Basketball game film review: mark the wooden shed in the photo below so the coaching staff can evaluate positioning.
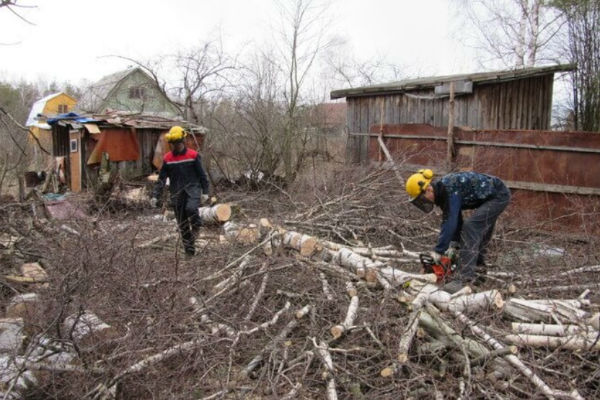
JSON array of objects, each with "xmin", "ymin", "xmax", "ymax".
[
  {"xmin": 331, "ymin": 64, "xmax": 574, "ymax": 163},
  {"xmin": 47, "ymin": 112, "xmax": 205, "ymax": 193}
]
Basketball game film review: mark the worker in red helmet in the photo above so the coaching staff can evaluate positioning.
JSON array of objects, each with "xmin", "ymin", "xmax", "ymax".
[
  {"xmin": 151, "ymin": 126, "xmax": 209, "ymax": 256},
  {"xmin": 406, "ymin": 169, "xmax": 510, "ymax": 293}
]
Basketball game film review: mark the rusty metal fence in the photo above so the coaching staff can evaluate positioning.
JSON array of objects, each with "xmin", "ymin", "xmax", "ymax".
[{"xmin": 356, "ymin": 123, "xmax": 600, "ymax": 235}]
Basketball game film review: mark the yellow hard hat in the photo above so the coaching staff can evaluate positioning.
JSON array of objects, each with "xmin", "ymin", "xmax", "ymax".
[
  {"xmin": 165, "ymin": 126, "xmax": 187, "ymax": 143},
  {"xmin": 405, "ymin": 169, "xmax": 434, "ymax": 199}
]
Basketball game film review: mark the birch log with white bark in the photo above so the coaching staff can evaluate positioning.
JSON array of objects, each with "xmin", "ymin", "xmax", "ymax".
[
  {"xmin": 331, "ymin": 282, "xmax": 359, "ymax": 339},
  {"xmin": 451, "ymin": 309, "xmax": 585, "ymax": 400},
  {"xmin": 63, "ymin": 311, "xmax": 117, "ymax": 348},
  {"xmin": 6, "ymin": 293, "xmax": 40, "ymax": 319},
  {"xmin": 511, "ymin": 322, "xmax": 597, "ymax": 336},
  {"xmin": 198, "ymin": 203, "xmax": 232, "ymax": 224},
  {"xmin": 223, "ymin": 221, "xmax": 260, "ymax": 244},
  {"xmin": 504, "ymin": 298, "xmax": 589, "ymax": 323},
  {"xmin": 312, "ymin": 338, "xmax": 338, "ymax": 400},
  {"xmin": 281, "ymin": 230, "xmax": 318, "ymax": 257},
  {"xmin": 378, "ymin": 267, "xmax": 437, "ymax": 285},
  {"xmin": 505, "ymin": 333, "xmax": 600, "ymax": 351}
]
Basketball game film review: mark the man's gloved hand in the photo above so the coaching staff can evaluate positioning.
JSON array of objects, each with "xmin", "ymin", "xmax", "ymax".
[
  {"xmin": 430, "ymin": 251, "xmax": 442, "ymax": 264},
  {"xmin": 201, "ymin": 194, "xmax": 209, "ymax": 204},
  {"xmin": 446, "ymin": 242, "xmax": 460, "ymax": 259},
  {"xmin": 150, "ymin": 197, "xmax": 158, "ymax": 208}
]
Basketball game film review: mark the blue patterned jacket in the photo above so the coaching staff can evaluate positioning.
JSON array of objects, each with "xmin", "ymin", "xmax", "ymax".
[{"xmin": 432, "ymin": 172, "xmax": 501, "ymax": 253}]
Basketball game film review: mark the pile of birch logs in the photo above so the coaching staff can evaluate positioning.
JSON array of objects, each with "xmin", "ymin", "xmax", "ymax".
[{"xmin": 208, "ymin": 217, "xmax": 598, "ymax": 400}]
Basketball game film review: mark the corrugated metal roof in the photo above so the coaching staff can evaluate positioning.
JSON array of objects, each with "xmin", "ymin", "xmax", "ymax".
[
  {"xmin": 47, "ymin": 111, "xmax": 203, "ymax": 132},
  {"xmin": 330, "ymin": 64, "xmax": 575, "ymax": 99}
]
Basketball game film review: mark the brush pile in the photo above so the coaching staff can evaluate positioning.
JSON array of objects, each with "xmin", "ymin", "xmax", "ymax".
[{"xmin": 0, "ymin": 168, "xmax": 599, "ymax": 399}]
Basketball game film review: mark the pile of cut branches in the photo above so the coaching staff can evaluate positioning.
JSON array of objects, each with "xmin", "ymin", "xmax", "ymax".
[{"xmin": 0, "ymin": 168, "xmax": 599, "ymax": 399}]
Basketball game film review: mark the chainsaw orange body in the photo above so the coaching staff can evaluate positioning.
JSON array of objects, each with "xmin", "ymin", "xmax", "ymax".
[{"xmin": 420, "ymin": 253, "xmax": 457, "ymax": 283}]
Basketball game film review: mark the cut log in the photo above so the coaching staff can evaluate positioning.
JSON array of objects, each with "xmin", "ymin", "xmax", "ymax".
[
  {"xmin": 198, "ymin": 203, "xmax": 232, "ymax": 224},
  {"xmin": 504, "ymin": 298, "xmax": 589, "ymax": 323},
  {"xmin": 20, "ymin": 262, "xmax": 49, "ymax": 287},
  {"xmin": 281, "ymin": 230, "xmax": 318, "ymax": 257},
  {"xmin": 378, "ymin": 267, "xmax": 437, "ymax": 285},
  {"xmin": 223, "ymin": 221, "xmax": 260, "ymax": 244},
  {"xmin": 407, "ymin": 283, "xmax": 504, "ymax": 314},
  {"xmin": 0, "ymin": 355, "xmax": 37, "ymax": 396},
  {"xmin": 63, "ymin": 311, "xmax": 118, "ymax": 349},
  {"xmin": 511, "ymin": 322, "xmax": 596, "ymax": 336},
  {"xmin": 332, "ymin": 248, "xmax": 370, "ymax": 278},
  {"xmin": 505, "ymin": 333, "xmax": 600, "ymax": 351},
  {"xmin": 0, "ymin": 318, "xmax": 25, "ymax": 353},
  {"xmin": 397, "ymin": 309, "xmax": 422, "ymax": 364},
  {"xmin": 6, "ymin": 293, "xmax": 40, "ymax": 320},
  {"xmin": 330, "ymin": 282, "xmax": 359, "ymax": 339},
  {"xmin": 440, "ymin": 290, "xmax": 504, "ymax": 313}
]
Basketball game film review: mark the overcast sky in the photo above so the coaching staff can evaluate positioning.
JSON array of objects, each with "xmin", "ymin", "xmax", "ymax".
[{"xmin": 0, "ymin": 0, "xmax": 477, "ymax": 87}]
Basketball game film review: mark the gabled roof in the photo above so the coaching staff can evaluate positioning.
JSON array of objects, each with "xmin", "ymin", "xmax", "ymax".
[
  {"xmin": 77, "ymin": 67, "xmax": 155, "ymax": 113},
  {"xmin": 330, "ymin": 64, "xmax": 575, "ymax": 99},
  {"xmin": 26, "ymin": 92, "xmax": 76, "ymax": 128}
]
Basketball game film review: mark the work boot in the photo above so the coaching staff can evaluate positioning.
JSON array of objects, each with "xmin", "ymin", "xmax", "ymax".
[{"xmin": 184, "ymin": 246, "xmax": 196, "ymax": 257}]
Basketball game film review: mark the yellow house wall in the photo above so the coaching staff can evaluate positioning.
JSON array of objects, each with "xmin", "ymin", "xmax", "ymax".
[
  {"xmin": 28, "ymin": 93, "xmax": 77, "ymax": 170},
  {"xmin": 43, "ymin": 93, "xmax": 77, "ymax": 116}
]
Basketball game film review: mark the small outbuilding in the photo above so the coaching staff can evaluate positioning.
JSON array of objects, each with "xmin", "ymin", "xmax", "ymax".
[
  {"xmin": 46, "ymin": 112, "xmax": 205, "ymax": 193},
  {"xmin": 331, "ymin": 64, "xmax": 574, "ymax": 163},
  {"xmin": 25, "ymin": 92, "xmax": 77, "ymax": 169}
]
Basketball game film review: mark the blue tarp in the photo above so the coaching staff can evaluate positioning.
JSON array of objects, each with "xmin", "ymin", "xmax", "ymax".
[{"xmin": 46, "ymin": 112, "xmax": 97, "ymax": 125}]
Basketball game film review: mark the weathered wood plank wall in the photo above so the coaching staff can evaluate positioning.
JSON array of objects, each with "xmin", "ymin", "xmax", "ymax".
[{"xmin": 346, "ymin": 75, "xmax": 554, "ymax": 163}]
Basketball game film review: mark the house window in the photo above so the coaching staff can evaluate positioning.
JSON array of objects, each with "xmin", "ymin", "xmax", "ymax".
[
  {"xmin": 70, "ymin": 138, "xmax": 78, "ymax": 153},
  {"xmin": 57, "ymin": 104, "xmax": 68, "ymax": 113},
  {"xmin": 129, "ymin": 87, "xmax": 146, "ymax": 99}
]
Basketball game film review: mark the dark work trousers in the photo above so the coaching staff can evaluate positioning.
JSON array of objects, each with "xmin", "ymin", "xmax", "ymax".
[
  {"xmin": 173, "ymin": 192, "xmax": 202, "ymax": 254},
  {"xmin": 458, "ymin": 181, "xmax": 511, "ymax": 280}
]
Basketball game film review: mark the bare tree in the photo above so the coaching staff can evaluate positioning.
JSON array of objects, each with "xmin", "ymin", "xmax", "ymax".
[
  {"xmin": 111, "ymin": 39, "xmax": 236, "ymax": 124},
  {"xmin": 0, "ymin": 0, "xmax": 36, "ymax": 25},
  {"xmin": 552, "ymin": 0, "xmax": 600, "ymax": 131},
  {"xmin": 324, "ymin": 42, "xmax": 407, "ymax": 88},
  {"xmin": 172, "ymin": 40, "xmax": 237, "ymax": 124},
  {"xmin": 452, "ymin": 0, "xmax": 564, "ymax": 68},
  {"xmin": 275, "ymin": 0, "xmax": 337, "ymax": 183}
]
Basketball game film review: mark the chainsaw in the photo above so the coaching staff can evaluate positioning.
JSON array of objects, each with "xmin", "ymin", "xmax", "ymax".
[{"xmin": 419, "ymin": 251, "xmax": 458, "ymax": 283}]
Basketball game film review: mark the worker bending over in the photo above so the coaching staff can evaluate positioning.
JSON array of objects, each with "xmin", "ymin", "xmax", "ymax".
[
  {"xmin": 151, "ymin": 126, "xmax": 209, "ymax": 256},
  {"xmin": 406, "ymin": 169, "xmax": 510, "ymax": 293}
]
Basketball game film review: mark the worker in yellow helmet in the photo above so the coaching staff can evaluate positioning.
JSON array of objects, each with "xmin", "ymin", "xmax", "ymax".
[
  {"xmin": 406, "ymin": 169, "xmax": 510, "ymax": 293},
  {"xmin": 151, "ymin": 126, "xmax": 209, "ymax": 256}
]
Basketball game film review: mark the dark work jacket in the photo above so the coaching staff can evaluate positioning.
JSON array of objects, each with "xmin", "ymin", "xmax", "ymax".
[
  {"xmin": 152, "ymin": 148, "xmax": 209, "ymax": 203},
  {"xmin": 432, "ymin": 172, "xmax": 502, "ymax": 253}
]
